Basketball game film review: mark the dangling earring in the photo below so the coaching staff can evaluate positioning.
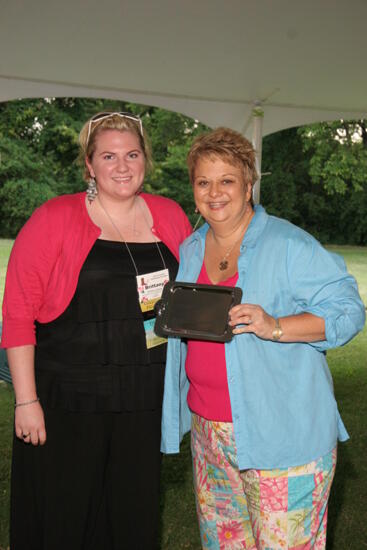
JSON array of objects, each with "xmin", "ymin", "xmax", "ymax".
[
  {"xmin": 194, "ymin": 207, "xmax": 199, "ymax": 214},
  {"xmin": 86, "ymin": 177, "xmax": 98, "ymax": 203}
]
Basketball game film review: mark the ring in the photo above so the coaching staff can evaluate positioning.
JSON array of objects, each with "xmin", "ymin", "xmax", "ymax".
[{"xmin": 22, "ymin": 434, "xmax": 30, "ymax": 439}]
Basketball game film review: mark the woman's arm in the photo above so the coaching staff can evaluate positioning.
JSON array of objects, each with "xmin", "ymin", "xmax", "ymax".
[
  {"xmin": 1, "ymin": 200, "xmax": 60, "ymax": 348},
  {"xmin": 230, "ymin": 230, "xmax": 365, "ymax": 347},
  {"xmin": 229, "ymin": 305, "xmax": 325, "ymax": 342},
  {"xmin": 7, "ymin": 345, "xmax": 46, "ymax": 445}
]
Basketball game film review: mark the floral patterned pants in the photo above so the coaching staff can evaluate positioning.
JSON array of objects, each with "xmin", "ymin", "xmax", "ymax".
[{"xmin": 191, "ymin": 414, "xmax": 337, "ymax": 550}]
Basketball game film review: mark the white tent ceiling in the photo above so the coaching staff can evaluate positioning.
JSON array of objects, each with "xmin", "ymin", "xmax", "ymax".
[{"xmin": 1, "ymin": 0, "xmax": 366, "ymax": 139}]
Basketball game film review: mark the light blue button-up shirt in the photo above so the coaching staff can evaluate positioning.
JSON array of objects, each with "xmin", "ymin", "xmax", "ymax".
[{"xmin": 161, "ymin": 206, "xmax": 365, "ymax": 470}]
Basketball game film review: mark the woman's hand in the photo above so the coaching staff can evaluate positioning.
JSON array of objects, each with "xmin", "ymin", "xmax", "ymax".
[
  {"xmin": 229, "ymin": 303, "xmax": 275, "ymax": 339},
  {"xmin": 7, "ymin": 345, "xmax": 46, "ymax": 445},
  {"xmin": 229, "ymin": 306, "xmax": 326, "ymax": 342},
  {"xmin": 15, "ymin": 401, "xmax": 47, "ymax": 446}
]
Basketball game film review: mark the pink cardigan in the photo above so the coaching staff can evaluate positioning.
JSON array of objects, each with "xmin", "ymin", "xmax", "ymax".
[{"xmin": 1, "ymin": 192, "xmax": 192, "ymax": 348}]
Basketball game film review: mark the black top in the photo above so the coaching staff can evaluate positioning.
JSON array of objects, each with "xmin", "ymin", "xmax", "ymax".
[{"xmin": 35, "ymin": 240, "xmax": 178, "ymax": 412}]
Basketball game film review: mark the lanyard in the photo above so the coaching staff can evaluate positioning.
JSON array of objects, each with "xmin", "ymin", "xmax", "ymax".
[{"xmin": 97, "ymin": 196, "xmax": 167, "ymax": 275}]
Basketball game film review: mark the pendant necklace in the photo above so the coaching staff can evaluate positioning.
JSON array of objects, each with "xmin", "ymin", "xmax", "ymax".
[
  {"xmin": 216, "ymin": 210, "xmax": 254, "ymax": 271},
  {"xmin": 218, "ymin": 234, "xmax": 243, "ymax": 271}
]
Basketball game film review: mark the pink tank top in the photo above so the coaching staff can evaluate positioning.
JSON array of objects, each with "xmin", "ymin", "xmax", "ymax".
[{"xmin": 185, "ymin": 262, "xmax": 238, "ymax": 422}]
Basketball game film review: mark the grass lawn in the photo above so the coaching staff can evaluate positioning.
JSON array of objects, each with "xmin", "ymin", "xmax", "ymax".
[
  {"xmin": 326, "ymin": 245, "xmax": 367, "ymax": 305},
  {"xmin": 0, "ymin": 240, "xmax": 12, "ymax": 323},
  {"xmin": 0, "ymin": 240, "xmax": 366, "ymax": 549}
]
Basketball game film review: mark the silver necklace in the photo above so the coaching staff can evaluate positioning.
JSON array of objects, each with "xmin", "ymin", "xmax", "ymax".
[
  {"xmin": 98, "ymin": 197, "xmax": 139, "ymax": 275},
  {"xmin": 137, "ymin": 199, "xmax": 167, "ymax": 269},
  {"xmin": 97, "ymin": 197, "xmax": 166, "ymax": 274}
]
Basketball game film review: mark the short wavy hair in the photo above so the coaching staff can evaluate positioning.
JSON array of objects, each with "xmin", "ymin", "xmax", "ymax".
[
  {"xmin": 187, "ymin": 127, "xmax": 258, "ymax": 190},
  {"xmin": 79, "ymin": 111, "xmax": 153, "ymax": 182}
]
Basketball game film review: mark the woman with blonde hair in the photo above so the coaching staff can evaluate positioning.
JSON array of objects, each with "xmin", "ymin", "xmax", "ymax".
[
  {"xmin": 2, "ymin": 111, "xmax": 191, "ymax": 549},
  {"xmin": 161, "ymin": 127, "xmax": 365, "ymax": 549}
]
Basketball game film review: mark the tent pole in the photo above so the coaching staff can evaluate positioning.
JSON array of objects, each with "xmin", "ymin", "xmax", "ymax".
[{"xmin": 251, "ymin": 105, "xmax": 264, "ymax": 204}]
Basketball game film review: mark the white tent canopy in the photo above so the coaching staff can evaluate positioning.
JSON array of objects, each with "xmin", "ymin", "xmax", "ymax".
[
  {"xmin": 1, "ymin": 0, "xmax": 366, "ymax": 199},
  {"xmin": 1, "ymin": 0, "xmax": 366, "ymax": 134}
]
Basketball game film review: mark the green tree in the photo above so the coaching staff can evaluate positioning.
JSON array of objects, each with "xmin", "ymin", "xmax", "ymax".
[
  {"xmin": 0, "ymin": 133, "xmax": 56, "ymax": 236},
  {"xmin": 261, "ymin": 128, "xmax": 310, "ymax": 227},
  {"xmin": 126, "ymin": 104, "xmax": 208, "ymax": 222},
  {"xmin": 298, "ymin": 119, "xmax": 367, "ymax": 194},
  {"xmin": 0, "ymin": 179, "xmax": 55, "ymax": 237},
  {"xmin": 0, "ymin": 98, "xmax": 209, "ymax": 235},
  {"xmin": 2, "ymin": 98, "xmax": 364, "ymax": 243},
  {"xmin": 261, "ymin": 124, "xmax": 367, "ymax": 245}
]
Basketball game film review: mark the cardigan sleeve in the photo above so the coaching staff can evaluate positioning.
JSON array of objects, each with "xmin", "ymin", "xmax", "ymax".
[
  {"xmin": 286, "ymin": 233, "xmax": 365, "ymax": 351},
  {"xmin": 1, "ymin": 202, "xmax": 61, "ymax": 348}
]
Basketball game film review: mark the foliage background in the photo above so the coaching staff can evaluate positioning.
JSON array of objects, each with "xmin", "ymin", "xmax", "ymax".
[
  {"xmin": 261, "ymin": 123, "xmax": 367, "ymax": 245},
  {"xmin": 0, "ymin": 98, "xmax": 366, "ymax": 243},
  {"xmin": 0, "ymin": 98, "xmax": 207, "ymax": 236}
]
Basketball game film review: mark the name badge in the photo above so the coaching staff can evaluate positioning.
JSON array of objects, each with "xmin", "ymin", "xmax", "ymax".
[
  {"xmin": 136, "ymin": 268, "xmax": 169, "ymax": 313},
  {"xmin": 137, "ymin": 268, "xmax": 169, "ymax": 349}
]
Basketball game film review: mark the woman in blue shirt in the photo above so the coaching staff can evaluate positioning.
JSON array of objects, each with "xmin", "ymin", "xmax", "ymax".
[{"xmin": 161, "ymin": 127, "xmax": 365, "ymax": 549}]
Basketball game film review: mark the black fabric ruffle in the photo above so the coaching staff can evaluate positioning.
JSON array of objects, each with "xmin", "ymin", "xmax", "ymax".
[
  {"xmin": 35, "ymin": 360, "xmax": 166, "ymax": 412},
  {"xmin": 35, "ymin": 240, "xmax": 178, "ymax": 412}
]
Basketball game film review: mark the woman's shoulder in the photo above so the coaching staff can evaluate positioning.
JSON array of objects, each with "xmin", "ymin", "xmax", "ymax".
[
  {"xmin": 262, "ymin": 210, "xmax": 343, "ymax": 270},
  {"xmin": 16, "ymin": 193, "xmax": 85, "ymax": 241},
  {"xmin": 30, "ymin": 192, "xmax": 85, "ymax": 225},
  {"xmin": 38, "ymin": 192, "xmax": 84, "ymax": 214},
  {"xmin": 265, "ymin": 211, "xmax": 318, "ymax": 246}
]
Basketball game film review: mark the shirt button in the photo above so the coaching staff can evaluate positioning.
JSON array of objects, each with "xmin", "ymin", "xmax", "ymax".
[
  {"xmin": 234, "ymin": 415, "xmax": 239, "ymax": 420},
  {"xmin": 229, "ymin": 377, "xmax": 234, "ymax": 383}
]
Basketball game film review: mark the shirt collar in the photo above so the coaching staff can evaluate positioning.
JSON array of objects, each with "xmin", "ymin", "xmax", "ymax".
[
  {"xmin": 190, "ymin": 205, "xmax": 268, "ymax": 249},
  {"xmin": 240, "ymin": 204, "xmax": 268, "ymax": 249}
]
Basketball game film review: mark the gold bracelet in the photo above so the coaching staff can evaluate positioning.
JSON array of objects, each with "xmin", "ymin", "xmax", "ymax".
[
  {"xmin": 14, "ymin": 397, "xmax": 40, "ymax": 408},
  {"xmin": 272, "ymin": 318, "xmax": 283, "ymax": 341}
]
